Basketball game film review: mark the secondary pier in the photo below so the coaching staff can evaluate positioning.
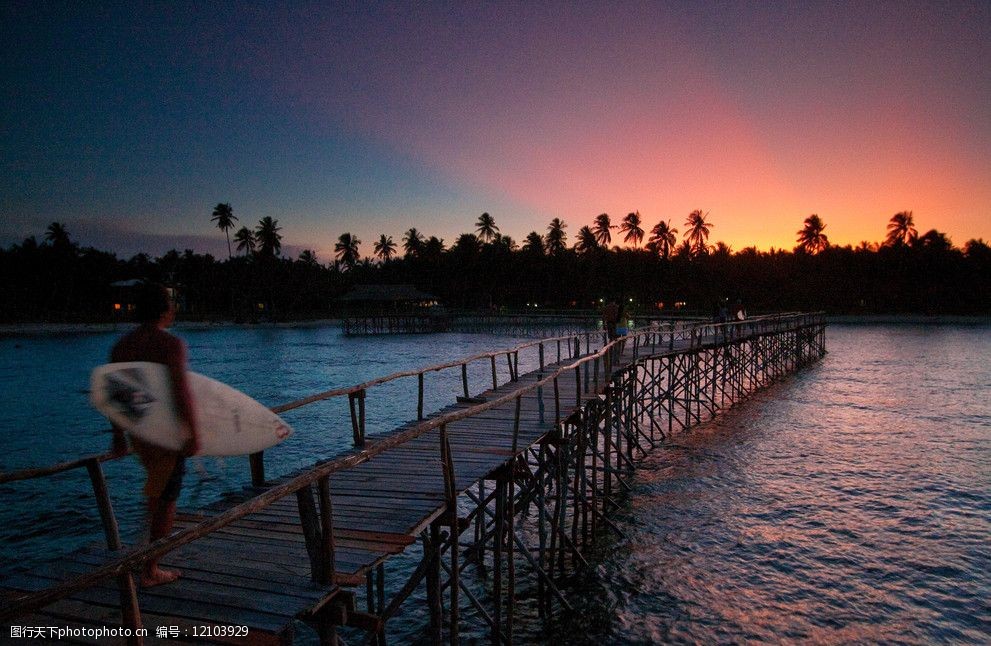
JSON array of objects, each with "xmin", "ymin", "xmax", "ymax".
[{"xmin": 1, "ymin": 313, "xmax": 826, "ymax": 644}]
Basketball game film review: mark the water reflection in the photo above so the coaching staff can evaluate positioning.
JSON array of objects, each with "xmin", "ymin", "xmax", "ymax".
[{"xmin": 550, "ymin": 325, "xmax": 990, "ymax": 644}]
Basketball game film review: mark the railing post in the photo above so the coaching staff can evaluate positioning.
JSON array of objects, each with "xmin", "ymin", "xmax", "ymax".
[
  {"xmin": 85, "ymin": 458, "xmax": 142, "ymax": 643},
  {"xmin": 462, "ymin": 363, "xmax": 470, "ymax": 399},
  {"xmin": 491, "ymin": 355, "xmax": 498, "ymax": 390},
  {"xmin": 317, "ymin": 475, "xmax": 336, "ymax": 585},
  {"xmin": 348, "ymin": 390, "xmax": 366, "ymax": 447},
  {"xmin": 296, "ymin": 484, "xmax": 323, "ymax": 582},
  {"xmin": 418, "ymin": 372, "xmax": 425, "ymax": 421},
  {"xmin": 512, "ymin": 395, "xmax": 522, "ymax": 455},
  {"xmin": 249, "ymin": 451, "xmax": 265, "ymax": 487},
  {"xmin": 439, "ymin": 424, "xmax": 459, "ymax": 645}
]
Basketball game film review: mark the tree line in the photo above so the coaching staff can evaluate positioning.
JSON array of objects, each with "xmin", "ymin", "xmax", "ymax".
[{"xmin": 1, "ymin": 206, "xmax": 988, "ymax": 323}]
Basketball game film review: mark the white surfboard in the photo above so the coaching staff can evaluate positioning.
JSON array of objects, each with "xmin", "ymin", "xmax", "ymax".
[{"xmin": 89, "ymin": 362, "xmax": 292, "ymax": 457}]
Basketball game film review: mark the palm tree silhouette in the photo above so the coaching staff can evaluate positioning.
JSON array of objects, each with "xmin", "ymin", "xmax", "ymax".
[
  {"xmin": 493, "ymin": 233, "xmax": 517, "ymax": 251},
  {"xmin": 885, "ymin": 211, "xmax": 918, "ymax": 246},
  {"xmin": 648, "ymin": 219, "xmax": 678, "ymax": 259},
  {"xmin": 255, "ymin": 217, "xmax": 282, "ymax": 258},
  {"xmin": 335, "ymin": 233, "xmax": 361, "ymax": 270},
  {"xmin": 475, "ymin": 212, "xmax": 499, "ymax": 243},
  {"xmin": 523, "ymin": 231, "xmax": 545, "ymax": 255},
  {"xmin": 454, "ymin": 233, "xmax": 481, "ymax": 255},
  {"xmin": 592, "ymin": 213, "xmax": 613, "ymax": 246},
  {"xmin": 233, "ymin": 226, "xmax": 256, "ymax": 256},
  {"xmin": 211, "ymin": 203, "xmax": 238, "ymax": 259},
  {"xmin": 797, "ymin": 214, "xmax": 829, "ymax": 254},
  {"xmin": 45, "ymin": 222, "xmax": 72, "ymax": 250},
  {"xmin": 374, "ymin": 234, "xmax": 397, "ymax": 262},
  {"xmin": 298, "ymin": 249, "xmax": 319, "ymax": 266},
  {"xmin": 619, "ymin": 211, "xmax": 645, "ymax": 248},
  {"xmin": 575, "ymin": 226, "xmax": 600, "ymax": 254},
  {"xmin": 684, "ymin": 210, "xmax": 713, "ymax": 256},
  {"xmin": 545, "ymin": 218, "xmax": 568, "ymax": 255},
  {"xmin": 403, "ymin": 228, "xmax": 425, "ymax": 258}
]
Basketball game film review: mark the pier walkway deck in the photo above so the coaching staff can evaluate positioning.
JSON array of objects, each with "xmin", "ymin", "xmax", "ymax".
[{"xmin": 1, "ymin": 314, "xmax": 826, "ymax": 644}]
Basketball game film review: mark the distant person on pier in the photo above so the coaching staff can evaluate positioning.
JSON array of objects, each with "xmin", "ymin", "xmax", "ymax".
[
  {"xmin": 109, "ymin": 283, "xmax": 200, "ymax": 587},
  {"xmin": 713, "ymin": 299, "xmax": 729, "ymax": 324},
  {"xmin": 602, "ymin": 299, "xmax": 620, "ymax": 340},
  {"xmin": 733, "ymin": 299, "xmax": 747, "ymax": 327}
]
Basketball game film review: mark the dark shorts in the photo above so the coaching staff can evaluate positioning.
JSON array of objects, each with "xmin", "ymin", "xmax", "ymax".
[{"xmin": 131, "ymin": 437, "xmax": 186, "ymax": 502}]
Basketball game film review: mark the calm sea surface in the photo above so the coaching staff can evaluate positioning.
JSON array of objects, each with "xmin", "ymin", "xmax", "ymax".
[{"xmin": 1, "ymin": 324, "xmax": 989, "ymax": 644}]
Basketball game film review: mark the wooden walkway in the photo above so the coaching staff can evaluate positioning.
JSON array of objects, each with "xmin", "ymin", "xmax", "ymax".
[
  {"xmin": 1, "ymin": 315, "xmax": 826, "ymax": 644},
  {"xmin": 3, "ymin": 337, "xmax": 626, "ymax": 643}
]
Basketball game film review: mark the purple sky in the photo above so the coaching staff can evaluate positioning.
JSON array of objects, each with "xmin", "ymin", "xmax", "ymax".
[{"xmin": 2, "ymin": 2, "xmax": 988, "ymax": 260}]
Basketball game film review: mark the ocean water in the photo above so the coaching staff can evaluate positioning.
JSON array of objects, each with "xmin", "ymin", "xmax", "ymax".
[
  {"xmin": 540, "ymin": 325, "xmax": 990, "ymax": 645},
  {"xmin": 0, "ymin": 324, "xmax": 539, "ymax": 572},
  {"xmin": 2, "ymin": 324, "xmax": 989, "ymax": 644}
]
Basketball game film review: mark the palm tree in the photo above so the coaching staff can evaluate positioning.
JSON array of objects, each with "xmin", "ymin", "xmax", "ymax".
[
  {"xmin": 233, "ymin": 226, "xmax": 256, "ymax": 255},
  {"xmin": 334, "ymin": 233, "xmax": 361, "ymax": 270},
  {"xmin": 403, "ymin": 228, "xmax": 425, "ymax": 258},
  {"xmin": 545, "ymin": 218, "xmax": 568, "ymax": 255},
  {"xmin": 885, "ymin": 210, "xmax": 917, "ymax": 246},
  {"xmin": 575, "ymin": 226, "xmax": 600, "ymax": 255},
  {"xmin": 523, "ymin": 231, "xmax": 545, "ymax": 255},
  {"xmin": 422, "ymin": 236, "xmax": 446, "ymax": 261},
  {"xmin": 648, "ymin": 219, "xmax": 678, "ymax": 259},
  {"xmin": 255, "ymin": 216, "xmax": 282, "ymax": 258},
  {"xmin": 619, "ymin": 211, "xmax": 645, "ymax": 248},
  {"xmin": 796, "ymin": 214, "xmax": 829, "ymax": 254},
  {"xmin": 475, "ymin": 212, "xmax": 499, "ymax": 243},
  {"xmin": 592, "ymin": 213, "xmax": 613, "ymax": 246},
  {"xmin": 915, "ymin": 229, "xmax": 952, "ymax": 251},
  {"xmin": 454, "ymin": 233, "xmax": 481, "ymax": 255},
  {"xmin": 374, "ymin": 234, "xmax": 397, "ymax": 262},
  {"xmin": 211, "ymin": 203, "xmax": 238, "ymax": 259},
  {"xmin": 684, "ymin": 210, "xmax": 713, "ymax": 256},
  {"xmin": 493, "ymin": 233, "xmax": 518, "ymax": 251},
  {"xmin": 44, "ymin": 222, "xmax": 71, "ymax": 250},
  {"xmin": 298, "ymin": 249, "xmax": 319, "ymax": 266}
]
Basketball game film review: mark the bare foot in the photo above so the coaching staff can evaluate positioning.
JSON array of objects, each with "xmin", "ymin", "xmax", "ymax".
[{"xmin": 141, "ymin": 567, "xmax": 181, "ymax": 587}]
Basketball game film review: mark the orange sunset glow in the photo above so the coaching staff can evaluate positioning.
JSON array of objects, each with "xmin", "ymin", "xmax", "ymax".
[{"xmin": 2, "ymin": 2, "xmax": 988, "ymax": 258}]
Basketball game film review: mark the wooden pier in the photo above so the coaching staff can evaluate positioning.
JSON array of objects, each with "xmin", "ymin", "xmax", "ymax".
[
  {"xmin": 1, "ymin": 313, "xmax": 826, "ymax": 644},
  {"xmin": 343, "ymin": 311, "xmax": 602, "ymax": 337}
]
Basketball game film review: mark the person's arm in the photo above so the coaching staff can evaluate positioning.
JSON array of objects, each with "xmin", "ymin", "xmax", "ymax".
[{"xmin": 167, "ymin": 338, "xmax": 200, "ymax": 455}]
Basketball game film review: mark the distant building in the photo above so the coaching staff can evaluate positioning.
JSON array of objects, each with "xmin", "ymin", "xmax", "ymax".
[
  {"xmin": 337, "ymin": 284, "xmax": 445, "ymax": 335},
  {"xmin": 110, "ymin": 280, "xmax": 183, "ymax": 319},
  {"xmin": 337, "ymin": 284, "xmax": 440, "ymax": 314}
]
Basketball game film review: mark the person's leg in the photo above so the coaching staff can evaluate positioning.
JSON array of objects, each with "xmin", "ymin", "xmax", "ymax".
[
  {"xmin": 142, "ymin": 497, "xmax": 180, "ymax": 586},
  {"xmin": 134, "ymin": 442, "xmax": 185, "ymax": 586}
]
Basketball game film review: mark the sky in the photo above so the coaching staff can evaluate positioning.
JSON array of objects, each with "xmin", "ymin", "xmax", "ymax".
[{"xmin": 2, "ymin": 1, "xmax": 989, "ymax": 261}]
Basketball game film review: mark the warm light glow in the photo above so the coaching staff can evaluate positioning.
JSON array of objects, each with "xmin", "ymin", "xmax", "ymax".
[{"xmin": 0, "ymin": 4, "xmax": 987, "ymax": 257}]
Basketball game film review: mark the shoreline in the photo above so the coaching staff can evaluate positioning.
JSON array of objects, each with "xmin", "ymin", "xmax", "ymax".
[
  {"xmin": 1, "ymin": 314, "xmax": 989, "ymax": 337},
  {"xmin": 825, "ymin": 314, "xmax": 991, "ymax": 325},
  {"xmin": 0, "ymin": 318, "xmax": 344, "ymax": 337}
]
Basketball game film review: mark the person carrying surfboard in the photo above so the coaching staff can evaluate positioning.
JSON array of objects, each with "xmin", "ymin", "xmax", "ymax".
[{"xmin": 108, "ymin": 283, "xmax": 200, "ymax": 587}]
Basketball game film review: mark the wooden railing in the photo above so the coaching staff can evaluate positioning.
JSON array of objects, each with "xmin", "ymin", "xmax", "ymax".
[{"xmin": 0, "ymin": 313, "xmax": 824, "ymax": 635}]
